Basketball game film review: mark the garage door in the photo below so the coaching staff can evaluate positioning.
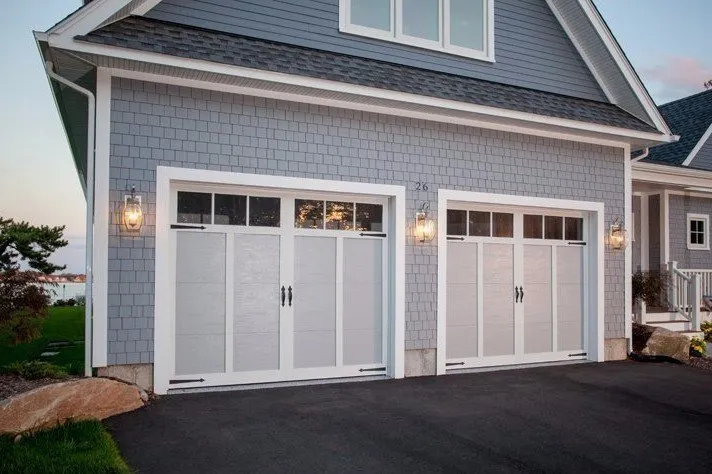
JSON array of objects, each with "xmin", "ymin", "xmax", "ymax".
[
  {"xmin": 167, "ymin": 186, "xmax": 389, "ymax": 388},
  {"xmin": 444, "ymin": 204, "xmax": 588, "ymax": 370}
]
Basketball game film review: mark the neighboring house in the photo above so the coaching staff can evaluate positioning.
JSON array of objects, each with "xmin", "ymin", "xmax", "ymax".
[
  {"xmin": 36, "ymin": 0, "xmax": 674, "ymax": 394},
  {"xmin": 632, "ymin": 89, "xmax": 712, "ymax": 333}
]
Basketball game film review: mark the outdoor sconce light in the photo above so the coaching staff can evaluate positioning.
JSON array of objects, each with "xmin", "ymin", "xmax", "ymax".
[
  {"xmin": 122, "ymin": 186, "xmax": 143, "ymax": 232},
  {"xmin": 415, "ymin": 203, "xmax": 436, "ymax": 243},
  {"xmin": 608, "ymin": 219, "xmax": 628, "ymax": 251}
]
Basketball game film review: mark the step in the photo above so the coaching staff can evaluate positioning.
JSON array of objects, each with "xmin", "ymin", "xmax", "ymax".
[
  {"xmin": 646, "ymin": 320, "xmax": 692, "ymax": 332},
  {"xmin": 642, "ymin": 311, "xmax": 690, "ymax": 323}
]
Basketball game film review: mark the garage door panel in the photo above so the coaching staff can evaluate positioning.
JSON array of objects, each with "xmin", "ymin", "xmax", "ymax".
[
  {"xmin": 175, "ymin": 334, "xmax": 225, "ymax": 375},
  {"xmin": 176, "ymin": 233, "xmax": 225, "ymax": 283},
  {"xmin": 447, "ymin": 242, "xmax": 477, "ymax": 283},
  {"xmin": 447, "ymin": 325, "xmax": 477, "ymax": 359},
  {"xmin": 557, "ymin": 246, "xmax": 584, "ymax": 352},
  {"xmin": 234, "ymin": 333, "xmax": 279, "ymax": 372},
  {"xmin": 483, "ymin": 283, "xmax": 514, "ymax": 357},
  {"xmin": 295, "ymin": 236, "xmax": 336, "ymax": 282},
  {"xmin": 483, "ymin": 244, "xmax": 514, "ymax": 284},
  {"xmin": 344, "ymin": 328, "xmax": 382, "ymax": 365},
  {"xmin": 175, "ymin": 283, "xmax": 225, "ymax": 335},
  {"xmin": 234, "ymin": 234, "xmax": 280, "ymax": 284},
  {"xmin": 447, "ymin": 284, "xmax": 477, "ymax": 327},
  {"xmin": 294, "ymin": 331, "xmax": 336, "ymax": 368},
  {"xmin": 343, "ymin": 283, "xmax": 381, "ymax": 330},
  {"xmin": 344, "ymin": 239, "xmax": 383, "ymax": 283},
  {"xmin": 523, "ymin": 245, "xmax": 552, "ymax": 354}
]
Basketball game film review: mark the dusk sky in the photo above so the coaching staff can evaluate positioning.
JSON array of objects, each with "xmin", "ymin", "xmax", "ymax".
[{"xmin": 1, "ymin": 1, "xmax": 710, "ymax": 273}]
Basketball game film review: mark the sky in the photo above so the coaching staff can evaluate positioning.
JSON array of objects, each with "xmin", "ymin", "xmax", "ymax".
[{"xmin": 0, "ymin": 0, "xmax": 710, "ymax": 273}]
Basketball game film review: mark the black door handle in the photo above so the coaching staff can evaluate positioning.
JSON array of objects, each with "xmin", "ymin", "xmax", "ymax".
[
  {"xmin": 288, "ymin": 286, "xmax": 293, "ymax": 306},
  {"xmin": 281, "ymin": 286, "xmax": 286, "ymax": 307},
  {"xmin": 519, "ymin": 286, "xmax": 524, "ymax": 303},
  {"xmin": 515, "ymin": 286, "xmax": 520, "ymax": 303}
]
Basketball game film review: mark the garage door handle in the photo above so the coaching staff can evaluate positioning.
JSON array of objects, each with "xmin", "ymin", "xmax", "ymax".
[
  {"xmin": 519, "ymin": 286, "xmax": 524, "ymax": 303},
  {"xmin": 288, "ymin": 286, "xmax": 293, "ymax": 306},
  {"xmin": 515, "ymin": 286, "xmax": 520, "ymax": 303},
  {"xmin": 281, "ymin": 286, "xmax": 286, "ymax": 307}
]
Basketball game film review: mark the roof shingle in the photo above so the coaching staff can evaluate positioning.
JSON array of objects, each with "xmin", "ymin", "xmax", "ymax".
[{"xmin": 77, "ymin": 16, "xmax": 658, "ymax": 133}]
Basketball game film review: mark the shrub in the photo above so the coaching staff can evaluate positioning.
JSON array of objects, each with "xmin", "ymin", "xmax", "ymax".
[
  {"xmin": 66, "ymin": 298, "xmax": 76, "ymax": 307},
  {"xmin": 0, "ymin": 271, "xmax": 51, "ymax": 344},
  {"xmin": 632, "ymin": 270, "xmax": 669, "ymax": 307},
  {"xmin": 702, "ymin": 321, "xmax": 712, "ymax": 343},
  {"xmin": 53, "ymin": 299, "xmax": 66, "ymax": 307},
  {"xmin": 1, "ymin": 360, "xmax": 69, "ymax": 380},
  {"xmin": 690, "ymin": 336, "xmax": 707, "ymax": 358},
  {"xmin": 75, "ymin": 295, "xmax": 86, "ymax": 306}
]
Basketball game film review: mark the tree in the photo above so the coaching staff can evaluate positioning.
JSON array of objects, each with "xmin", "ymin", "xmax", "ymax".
[
  {"xmin": 0, "ymin": 217, "xmax": 68, "ymax": 344},
  {"xmin": 0, "ymin": 218, "xmax": 68, "ymax": 274}
]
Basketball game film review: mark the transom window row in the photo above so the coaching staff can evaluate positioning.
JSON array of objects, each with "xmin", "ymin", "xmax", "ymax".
[
  {"xmin": 295, "ymin": 199, "xmax": 383, "ymax": 232},
  {"xmin": 446, "ymin": 210, "xmax": 584, "ymax": 241}
]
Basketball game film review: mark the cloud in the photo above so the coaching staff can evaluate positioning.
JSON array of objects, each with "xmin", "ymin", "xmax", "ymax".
[{"xmin": 641, "ymin": 56, "xmax": 712, "ymax": 103}]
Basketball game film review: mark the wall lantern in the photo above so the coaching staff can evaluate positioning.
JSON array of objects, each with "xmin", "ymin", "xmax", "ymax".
[
  {"xmin": 122, "ymin": 186, "xmax": 143, "ymax": 232},
  {"xmin": 415, "ymin": 203, "xmax": 436, "ymax": 243},
  {"xmin": 608, "ymin": 219, "xmax": 628, "ymax": 251}
]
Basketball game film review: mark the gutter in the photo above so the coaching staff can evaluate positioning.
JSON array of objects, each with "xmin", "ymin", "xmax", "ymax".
[
  {"xmin": 631, "ymin": 147, "xmax": 649, "ymax": 162},
  {"xmin": 44, "ymin": 60, "xmax": 95, "ymax": 378}
]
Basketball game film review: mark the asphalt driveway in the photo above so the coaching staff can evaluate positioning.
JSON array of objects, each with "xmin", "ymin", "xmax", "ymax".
[{"xmin": 106, "ymin": 361, "xmax": 712, "ymax": 473}]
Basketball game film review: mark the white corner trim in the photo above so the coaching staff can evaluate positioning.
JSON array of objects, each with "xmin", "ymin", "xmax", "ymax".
[
  {"xmin": 577, "ymin": 0, "xmax": 671, "ymax": 135},
  {"xmin": 686, "ymin": 213, "xmax": 710, "ymax": 251},
  {"xmin": 661, "ymin": 190, "xmax": 670, "ymax": 265},
  {"xmin": 91, "ymin": 68, "xmax": 111, "ymax": 367},
  {"xmin": 152, "ymin": 167, "xmax": 406, "ymax": 394},
  {"xmin": 624, "ymin": 146, "xmax": 632, "ymax": 350},
  {"xmin": 52, "ymin": 40, "xmax": 673, "ymax": 146},
  {"xmin": 640, "ymin": 194, "xmax": 649, "ymax": 271},
  {"xmin": 435, "ymin": 189, "xmax": 606, "ymax": 374},
  {"xmin": 131, "ymin": 0, "xmax": 163, "ymax": 16},
  {"xmin": 48, "ymin": 0, "xmax": 133, "ymax": 37},
  {"xmin": 681, "ymin": 123, "xmax": 712, "ymax": 167}
]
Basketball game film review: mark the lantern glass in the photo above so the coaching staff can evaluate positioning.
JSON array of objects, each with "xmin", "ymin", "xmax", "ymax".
[
  {"xmin": 123, "ymin": 195, "xmax": 143, "ymax": 231},
  {"xmin": 608, "ymin": 223, "xmax": 628, "ymax": 250},
  {"xmin": 415, "ymin": 211, "xmax": 436, "ymax": 243}
]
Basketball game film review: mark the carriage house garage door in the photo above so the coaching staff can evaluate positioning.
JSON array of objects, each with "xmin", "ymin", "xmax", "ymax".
[
  {"xmin": 436, "ymin": 191, "xmax": 606, "ymax": 375},
  {"xmin": 153, "ymin": 168, "xmax": 405, "ymax": 394}
]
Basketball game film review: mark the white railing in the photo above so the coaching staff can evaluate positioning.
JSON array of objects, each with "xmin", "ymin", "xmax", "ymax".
[
  {"xmin": 667, "ymin": 261, "xmax": 702, "ymax": 331},
  {"xmin": 677, "ymin": 268, "xmax": 712, "ymax": 299}
]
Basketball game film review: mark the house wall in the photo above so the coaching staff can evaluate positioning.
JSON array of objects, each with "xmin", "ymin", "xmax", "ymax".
[
  {"xmin": 669, "ymin": 194, "xmax": 712, "ymax": 269},
  {"xmin": 632, "ymin": 195, "xmax": 641, "ymax": 272},
  {"xmin": 144, "ymin": 0, "xmax": 606, "ymax": 102},
  {"xmin": 688, "ymin": 131, "xmax": 712, "ymax": 171},
  {"xmin": 105, "ymin": 77, "xmax": 625, "ymax": 366},
  {"xmin": 648, "ymin": 194, "xmax": 660, "ymax": 271}
]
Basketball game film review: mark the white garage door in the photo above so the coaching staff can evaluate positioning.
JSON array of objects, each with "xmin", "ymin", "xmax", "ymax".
[
  {"xmin": 168, "ymin": 186, "xmax": 390, "ymax": 388},
  {"xmin": 445, "ymin": 204, "xmax": 588, "ymax": 370}
]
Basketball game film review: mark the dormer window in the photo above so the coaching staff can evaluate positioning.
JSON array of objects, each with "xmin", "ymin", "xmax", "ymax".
[{"xmin": 339, "ymin": 0, "xmax": 494, "ymax": 62}]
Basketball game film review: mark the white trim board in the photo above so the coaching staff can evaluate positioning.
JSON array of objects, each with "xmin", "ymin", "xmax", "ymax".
[
  {"xmin": 633, "ymin": 161, "xmax": 712, "ymax": 188},
  {"xmin": 154, "ymin": 167, "xmax": 406, "ymax": 394},
  {"xmin": 436, "ymin": 189, "xmax": 606, "ymax": 376},
  {"xmin": 682, "ymin": 124, "xmax": 712, "ymax": 167},
  {"xmin": 624, "ymin": 145, "xmax": 632, "ymax": 349}
]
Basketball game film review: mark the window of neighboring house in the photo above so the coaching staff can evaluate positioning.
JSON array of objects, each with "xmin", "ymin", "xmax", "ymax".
[
  {"xmin": 339, "ymin": 0, "xmax": 494, "ymax": 62},
  {"xmin": 687, "ymin": 213, "xmax": 709, "ymax": 250}
]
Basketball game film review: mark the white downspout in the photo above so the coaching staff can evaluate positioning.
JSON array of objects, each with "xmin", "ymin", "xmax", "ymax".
[
  {"xmin": 631, "ymin": 147, "xmax": 649, "ymax": 162},
  {"xmin": 44, "ymin": 61, "xmax": 95, "ymax": 378}
]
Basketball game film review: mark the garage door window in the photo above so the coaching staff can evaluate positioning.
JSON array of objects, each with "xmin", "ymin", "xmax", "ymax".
[
  {"xmin": 448, "ymin": 210, "xmax": 513, "ymax": 237},
  {"xmin": 176, "ymin": 192, "xmax": 281, "ymax": 227},
  {"xmin": 214, "ymin": 194, "xmax": 247, "ymax": 226},
  {"xmin": 177, "ymin": 192, "xmax": 212, "ymax": 224},
  {"xmin": 249, "ymin": 197, "xmax": 281, "ymax": 227},
  {"xmin": 295, "ymin": 200, "xmax": 383, "ymax": 232}
]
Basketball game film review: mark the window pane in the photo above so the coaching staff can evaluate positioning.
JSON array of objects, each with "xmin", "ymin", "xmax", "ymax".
[
  {"xmin": 326, "ymin": 201, "xmax": 354, "ymax": 230},
  {"xmin": 403, "ymin": 0, "xmax": 439, "ymax": 41},
  {"xmin": 355, "ymin": 203, "xmax": 383, "ymax": 232},
  {"xmin": 295, "ymin": 200, "xmax": 324, "ymax": 229},
  {"xmin": 523, "ymin": 214, "xmax": 543, "ymax": 239},
  {"xmin": 493, "ymin": 213, "xmax": 513, "ymax": 238},
  {"xmin": 545, "ymin": 216, "xmax": 563, "ymax": 240},
  {"xmin": 249, "ymin": 197, "xmax": 280, "ymax": 227},
  {"xmin": 565, "ymin": 217, "xmax": 584, "ymax": 241},
  {"xmin": 351, "ymin": 0, "xmax": 391, "ymax": 31},
  {"xmin": 447, "ymin": 209, "xmax": 467, "ymax": 235},
  {"xmin": 214, "ymin": 194, "xmax": 246, "ymax": 226},
  {"xmin": 450, "ymin": 0, "xmax": 484, "ymax": 50},
  {"xmin": 177, "ymin": 192, "xmax": 211, "ymax": 224},
  {"xmin": 469, "ymin": 211, "xmax": 490, "ymax": 236}
]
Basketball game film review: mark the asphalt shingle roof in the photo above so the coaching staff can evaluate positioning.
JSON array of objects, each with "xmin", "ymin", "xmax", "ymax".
[
  {"xmin": 77, "ymin": 16, "xmax": 658, "ymax": 133},
  {"xmin": 642, "ymin": 89, "xmax": 712, "ymax": 167}
]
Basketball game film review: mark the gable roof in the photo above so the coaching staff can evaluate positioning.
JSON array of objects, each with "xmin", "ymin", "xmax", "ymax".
[
  {"xmin": 41, "ymin": 0, "xmax": 671, "ymax": 138},
  {"xmin": 642, "ymin": 90, "xmax": 712, "ymax": 168},
  {"xmin": 76, "ymin": 16, "xmax": 657, "ymax": 133}
]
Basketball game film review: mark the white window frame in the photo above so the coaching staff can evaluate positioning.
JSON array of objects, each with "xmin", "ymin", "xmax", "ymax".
[
  {"xmin": 686, "ymin": 213, "xmax": 709, "ymax": 250},
  {"xmin": 339, "ymin": 0, "xmax": 495, "ymax": 62}
]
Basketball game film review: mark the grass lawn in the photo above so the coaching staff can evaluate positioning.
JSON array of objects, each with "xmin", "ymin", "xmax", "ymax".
[
  {"xmin": 0, "ymin": 421, "xmax": 131, "ymax": 474},
  {"xmin": 0, "ymin": 306, "xmax": 84, "ymax": 375}
]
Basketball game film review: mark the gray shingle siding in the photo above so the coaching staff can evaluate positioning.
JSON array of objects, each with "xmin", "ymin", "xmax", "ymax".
[
  {"xmin": 106, "ymin": 77, "xmax": 625, "ymax": 365},
  {"xmin": 669, "ymin": 194, "xmax": 712, "ymax": 269},
  {"xmin": 144, "ymin": 0, "xmax": 606, "ymax": 102}
]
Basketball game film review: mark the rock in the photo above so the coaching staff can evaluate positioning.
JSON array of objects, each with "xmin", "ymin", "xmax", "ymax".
[
  {"xmin": 0, "ymin": 377, "xmax": 147, "ymax": 435},
  {"xmin": 632, "ymin": 323, "xmax": 690, "ymax": 363}
]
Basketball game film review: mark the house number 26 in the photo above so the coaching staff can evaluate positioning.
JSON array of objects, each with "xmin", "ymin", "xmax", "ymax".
[{"xmin": 415, "ymin": 182, "xmax": 429, "ymax": 191}]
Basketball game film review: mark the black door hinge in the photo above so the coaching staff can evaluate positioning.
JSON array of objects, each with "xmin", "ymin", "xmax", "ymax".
[
  {"xmin": 169, "ymin": 378, "xmax": 206, "ymax": 384},
  {"xmin": 568, "ymin": 353, "xmax": 587, "ymax": 357},
  {"xmin": 359, "ymin": 367, "xmax": 387, "ymax": 372},
  {"xmin": 447, "ymin": 237, "xmax": 465, "ymax": 241},
  {"xmin": 171, "ymin": 224, "xmax": 206, "ymax": 230},
  {"xmin": 359, "ymin": 233, "xmax": 387, "ymax": 238},
  {"xmin": 567, "ymin": 242, "xmax": 586, "ymax": 246},
  {"xmin": 446, "ymin": 362, "xmax": 465, "ymax": 367}
]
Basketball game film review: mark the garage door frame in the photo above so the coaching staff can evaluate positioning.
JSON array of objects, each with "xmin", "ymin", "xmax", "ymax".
[
  {"xmin": 436, "ymin": 189, "xmax": 605, "ymax": 375},
  {"xmin": 154, "ymin": 166, "xmax": 406, "ymax": 394}
]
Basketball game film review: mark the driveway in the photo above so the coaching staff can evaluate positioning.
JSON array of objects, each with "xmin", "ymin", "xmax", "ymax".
[{"xmin": 106, "ymin": 361, "xmax": 712, "ymax": 473}]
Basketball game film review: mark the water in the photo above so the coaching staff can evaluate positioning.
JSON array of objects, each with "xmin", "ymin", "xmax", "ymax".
[{"xmin": 43, "ymin": 282, "xmax": 86, "ymax": 303}]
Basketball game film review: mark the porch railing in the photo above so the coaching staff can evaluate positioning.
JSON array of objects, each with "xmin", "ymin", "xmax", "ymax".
[{"xmin": 667, "ymin": 261, "xmax": 702, "ymax": 331}]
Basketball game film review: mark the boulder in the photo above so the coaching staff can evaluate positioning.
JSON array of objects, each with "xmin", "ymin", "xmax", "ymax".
[
  {"xmin": 632, "ymin": 322, "xmax": 690, "ymax": 363},
  {"xmin": 0, "ymin": 377, "xmax": 147, "ymax": 435}
]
